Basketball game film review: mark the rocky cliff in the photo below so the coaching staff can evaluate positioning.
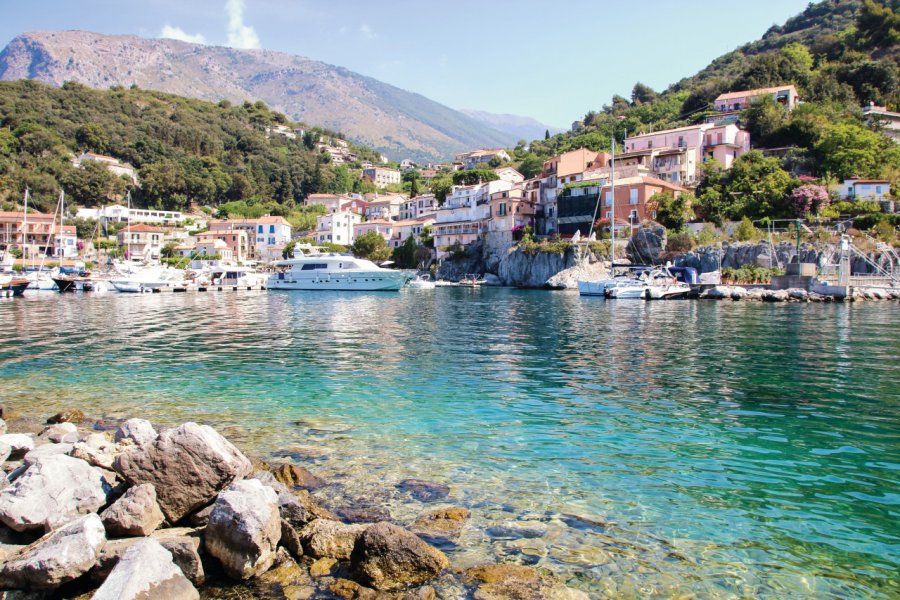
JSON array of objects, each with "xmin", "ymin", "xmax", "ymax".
[
  {"xmin": 672, "ymin": 241, "xmax": 896, "ymax": 275},
  {"xmin": 0, "ymin": 31, "xmax": 514, "ymax": 162}
]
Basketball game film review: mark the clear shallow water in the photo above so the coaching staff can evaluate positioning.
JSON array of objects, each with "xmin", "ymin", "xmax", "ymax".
[{"xmin": 1, "ymin": 290, "xmax": 898, "ymax": 598}]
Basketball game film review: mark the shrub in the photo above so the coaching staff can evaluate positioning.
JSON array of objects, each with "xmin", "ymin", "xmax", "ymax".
[
  {"xmin": 872, "ymin": 220, "xmax": 897, "ymax": 243},
  {"xmin": 695, "ymin": 224, "xmax": 718, "ymax": 246},
  {"xmin": 666, "ymin": 232, "xmax": 695, "ymax": 253},
  {"xmin": 733, "ymin": 217, "xmax": 759, "ymax": 242}
]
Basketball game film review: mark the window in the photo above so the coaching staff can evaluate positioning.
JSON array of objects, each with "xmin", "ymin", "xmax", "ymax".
[
  {"xmin": 269, "ymin": 225, "xmax": 275, "ymax": 233},
  {"xmin": 876, "ymin": 186, "xmax": 882, "ymax": 194},
  {"xmin": 300, "ymin": 263, "xmax": 328, "ymax": 270},
  {"xmin": 604, "ymin": 192, "xmax": 612, "ymax": 206},
  {"xmin": 629, "ymin": 210, "xmax": 638, "ymax": 223},
  {"xmin": 605, "ymin": 211, "xmax": 611, "ymax": 219},
  {"xmin": 257, "ymin": 225, "xmax": 263, "ymax": 233},
  {"xmin": 629, "ymin": 189, "xmax": 638, "ymax": 205}
]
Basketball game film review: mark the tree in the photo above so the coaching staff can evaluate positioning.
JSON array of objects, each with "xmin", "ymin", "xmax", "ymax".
[
  {"xmin": 282, "ymin": 240, "xmax": 296, "ymax": 259},
  {"xmin": 722, "ymin": 151, "xmax": 796, "ymax": 219},
  {"xmin": 75, "ymin": 124, "xmax": 108, "ymax": 153},
  {"xmin": 518, "ymin": 154, "xmax": 544, "ymax": 179},
  {"xmin": 351, "ymin": 231, "xmax": 391, "ymax": 262},
  {"xmin": 544, "ymin": 129, "xmax": 550, "ymax": 140},
  {"xmin": 743, "ymin": 96, "xmax": 790, "ymax": 148},
  {"xmin": 857, "ymin": 0, "xmax": 900, "ymax": 49},
  {"xmin": 733, "ymin": 216, "xmax": 758, "ymax": 241},
  {"xmin": 631, "ymin": 82, "xmax": 657, "ymax": 105},
  {"xmin": 391, "ymin": 235, "xmax": 418, "ymax": 269},
  {"xmin": 815, "ymin": 123, "xmax": 899, "ymax": 180},
  {"xmin": 452, "ymin": 169, "xmax": 499, "ymax": 186},
  {"xmin": 161, "ymin": 241, "xmax": 179, "ymax": 258},
  {"xmin": 648, "ymin": 191, "xmax": 695, "ymax": 230}
]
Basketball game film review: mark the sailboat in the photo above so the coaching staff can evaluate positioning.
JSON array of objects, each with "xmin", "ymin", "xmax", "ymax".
[
  {"xmin": 18, "ymin": 188, "xmax": 58, "ymax": 291},
  {"xmin": 577, "ymin": 138, "xmax": 635, "ymax": 297}
]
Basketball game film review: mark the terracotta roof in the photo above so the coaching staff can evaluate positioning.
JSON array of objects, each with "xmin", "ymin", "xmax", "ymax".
[
  {"xmin": 715, "ymin": 85, "xmax": 796, "ymax": 102},
  {"xmin": 0, "ymin": 211, "xmax": 54, "ymax": 220},
  {"xmin": 120, "ymin": 224, "xmax": 162, "ymax": 233}
]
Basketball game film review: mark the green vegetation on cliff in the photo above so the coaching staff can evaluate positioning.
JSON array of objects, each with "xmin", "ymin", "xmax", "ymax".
[{"xmin": 0, "ymin": 80, "xmax": 380, "ymax": 214}]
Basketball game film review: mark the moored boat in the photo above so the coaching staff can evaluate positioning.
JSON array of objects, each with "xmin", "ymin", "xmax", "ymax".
[
  {"xmin": 268, "ymin": 253, "xmax": 410, "ymax": 291},
  {"xmin": 0, "ymin": 275, "xmax": 30, "ymax": 296}
]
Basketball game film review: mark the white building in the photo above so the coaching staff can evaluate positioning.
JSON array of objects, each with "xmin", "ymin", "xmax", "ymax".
[
  {"xmin": 839, "ymin": 179, "xmax": 892, "ymax": 202},
  {"xmin": 73, "ymin": 153, "xmax": 138, "ymax": 184},
  {"xmin": 75, "ymin": 205, "xmax": 185, "ymax": 225},
  {"xmin": 390, "ymin": 216, "xmax": 435, "ymax": 249},
  {"xmin": 362, "ymin": 167, "xmax": 401, "ymax": 189},
  {"xmin": 434, "ymin": 180, "xmax": 513, "ymax": 256},
  {"xmin": 400, "ymin": 194, "xmax": 439, "ymax": 220},
  {"xmin": 316, "ymin": 210, "xmax": 361, "ymax": 246}
]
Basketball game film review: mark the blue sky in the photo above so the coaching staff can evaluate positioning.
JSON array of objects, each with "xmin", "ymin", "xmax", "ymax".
[{"xmin": 0, "ymin": 0, "xmax": 814, "ymax": 127}]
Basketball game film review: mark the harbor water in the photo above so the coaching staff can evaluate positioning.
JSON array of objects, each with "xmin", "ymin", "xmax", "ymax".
[{"xmin": 1, "ymin": 289, "xmax": 898, "ymax": 598}]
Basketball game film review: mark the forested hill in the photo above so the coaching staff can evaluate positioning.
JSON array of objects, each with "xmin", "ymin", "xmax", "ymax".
[
  {"xmin": 0, "ymin": 80, "xmax": 378, "ymax": 214},
  {"xmin": 523, "ymin": 0, "xmax": 898, "ymax": 159}
]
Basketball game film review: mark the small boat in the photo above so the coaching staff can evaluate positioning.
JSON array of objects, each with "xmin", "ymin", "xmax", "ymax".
[
  {"xmin": 605, "ymin": 266, "xmax": 692, "ymax": 299},
  {"xmin": 268, "ymin": 252, "xmax": 411, "ymax": 292},
  {"xmin": 0, "ymin": 275, "xmax": 30, "ymax": 296},
  {"xmin": 202, "ymin": 265, "xmax": 266, "ymax": 288},
  {"xmin": 406, "ymin": 274, "xmax": 435, "ymax": 289},
  {"xmin": 458, "ymin": 274, "xmax": 483, "ymax": 288}
]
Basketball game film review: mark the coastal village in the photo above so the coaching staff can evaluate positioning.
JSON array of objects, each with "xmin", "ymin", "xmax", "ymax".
[{"xmin": 1, "ymin": 83, "xmax": 897, "ymax": 298}]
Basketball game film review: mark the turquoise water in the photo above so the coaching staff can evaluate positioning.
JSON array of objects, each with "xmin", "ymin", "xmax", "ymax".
[{"xmin": 1, "ymin": 289, "xmax": 898, "ymax": 598}]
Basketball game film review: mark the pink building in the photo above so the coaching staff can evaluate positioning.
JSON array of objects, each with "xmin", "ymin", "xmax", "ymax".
[
  {"xmin": 194, "ymin": 230, "xmax": 249, "ymax": 263},
  {"xmin": 353, "ymin": 219, "xmax": 394, "ymax": 244},
  {"xmin": 714, "ymin": 85, "xmax": 799, "ymax": 113},
  {"xmin": 621, "ymin": 123, "xmax": 750, "ymax": 185}
]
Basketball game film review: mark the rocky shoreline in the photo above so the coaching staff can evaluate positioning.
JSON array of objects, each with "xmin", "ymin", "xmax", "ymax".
[{"xmin": 0, "ymin": 407, "xmax": 588, "ymax": 600}]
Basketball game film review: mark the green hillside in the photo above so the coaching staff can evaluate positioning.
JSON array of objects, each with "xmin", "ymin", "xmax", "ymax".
[
  {"xmin": 519, "ymin": 0, "xmax": 898, "ymax": 166},
  {"xmin": 0, "ymin": 80, "xmax": 380, "ymax": 217}
]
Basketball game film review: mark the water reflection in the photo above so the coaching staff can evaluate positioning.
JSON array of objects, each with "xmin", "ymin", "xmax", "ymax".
[{"xmin": 1, "ymin": 290, "xmax": 898, "ymax": 598}]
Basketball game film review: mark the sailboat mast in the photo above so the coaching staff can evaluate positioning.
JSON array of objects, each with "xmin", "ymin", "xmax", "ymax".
[
  {"xmin": 22, "ymin": 187, "xmax": 28, "ymax": 265},
  {"xmin": 610, "ymin": 137, "xmax": 615, "ymax": 265},
  {"xmin": 126, "ymin": 191, "xmax": 131, "ymax": 261}
]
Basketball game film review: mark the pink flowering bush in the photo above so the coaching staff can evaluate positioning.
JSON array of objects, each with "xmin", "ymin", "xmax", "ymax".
[{"xmin": 790, "ymin": 184, "xmax": 830, "ymax": 216}]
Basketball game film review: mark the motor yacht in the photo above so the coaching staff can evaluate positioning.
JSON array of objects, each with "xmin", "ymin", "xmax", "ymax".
[{"xmin": 268, "ymin": 253, "xmax": 410, "ymax": 291}]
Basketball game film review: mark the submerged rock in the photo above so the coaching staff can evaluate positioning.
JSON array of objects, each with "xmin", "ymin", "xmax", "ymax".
[
  {"xmin": 101, "ymin": 483, "xmax": 165, "ymax": 536},
  {"xmin": 299, "ymin": 518, "xmax": 368, "ymax": 560},
  {"xmin": 115, "ymin": 418, "xmax": 158, "ymax": 446},
  {"xmin": 113, "ymin": 422, "xmax": 252, "ymax": 522},
  {"xmin": 411, "ymin": 507, "xmax": 470, "ymax": 544},
  {"xmin": 351, "ymin": 522, "xmax": 449, "ymax": 591},
  {"xmin": 0, "ymin": 513, "xmax": 105, "ymax": 590},
  {"xmin": 205, "ymin": 478, "xmax": 281, "ymax": 580},
  {"xmin": 397, "ymin": 479, "xmax": 450, "ymax": 502},
  {"xmin": 0, "ymin": 454, "xmax": 111, "ymax": 532},
  {"xmin": 272, "ymin": 463, "xmax": 324, "ymax": 490},
  {"xmin": 465, "ymin": 563, "xmax": 589, "ymax": 600},
  {"xmin": 46, "ymin": 409, "xmax": 85, "ymax": 424},
  {"xmin": 92, "ymin": 538, "xmax": 198, "ymax": 600}
]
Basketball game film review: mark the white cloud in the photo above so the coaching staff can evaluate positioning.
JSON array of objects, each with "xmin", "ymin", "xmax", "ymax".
[
  {"xmin": 359, "ymin": 24, "xmax": 376, "ymax": 40},
  {"xmin": 226, "ymin": 0, "xmax": 261, "ymax": 49},
  {"xmin": 159, "ymin": 25, "xmax": 206, "ymax": 45}
]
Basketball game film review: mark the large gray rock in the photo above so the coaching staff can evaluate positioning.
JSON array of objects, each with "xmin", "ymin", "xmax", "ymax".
[
  {"xmin": 69, "ymin": 433, "xmax": 118, "ymax": 469},
  {"xmin": 299, "ymin": 518, "xmax": 368, "ymax": 560},
  {"xmin": 0, "ymin": 454, "xmax": 111, "ymax": 532},
  {"xmin": 0, "ymin": 513, "xmax": 105, "ymax": 589},
  {"xmin": 0, "ymin": 435, "xmax": 34, "ymax": 459},
  {"xmin": 113, "ymin": 422, "xmax": 252, "ymax": 522},
  {"xmin": 92, "ymin": 538, "xmax": 198, "ymax": 600},
  {"xmin": 39, "ymin": 422, "xmax": 77, "ymax": 444},
  {"xmin": 205, "ymin": 478, "xmax": 281, "ymax": 580},
  {"xmin": 626, "ymin": 224, "xmax": 666, "ymax": 264},
  {"xmin": 350, "ymin": 522, "xmax": 449, "ymax": 591},
  {"xmin": 101, "ymin": 483, "xmax": 165, "ymax": 536},
  {"xmin": 115, "ymin": 418, "xmax": 158, "ymax": 446},
  {"xmin": 151, "ymin": 528, "xmax": 205, "ymax": 585},
  {"xmin": 23, "ymin": 442, "xmax": 74, "ymax": 466}
]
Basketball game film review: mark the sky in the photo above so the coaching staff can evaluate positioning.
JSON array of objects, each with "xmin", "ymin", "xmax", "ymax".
[{"xmin": 0, "ymin": 0, "xmax": 815, "ymax": 128}]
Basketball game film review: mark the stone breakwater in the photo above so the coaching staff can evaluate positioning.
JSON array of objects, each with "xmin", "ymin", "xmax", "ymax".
[
  {"xmin": 699, "ymin": 285, "xmax": 900, "ymax": 302},
  {"xmin": 0, "ymin": 409, "xmax": 588, "ymax": 600}
]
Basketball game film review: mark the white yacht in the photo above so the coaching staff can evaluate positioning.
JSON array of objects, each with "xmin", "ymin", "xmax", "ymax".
[
  {"xmin": 110, "ymin": 264, "xmax": 185, "ymax": 293},
  {"xmin": 202, "ymin": 265, "xmax": 266, "ymax": 288},
  {"xmin": 268, "ymin": 253, "xmax": 411, "ymax": 291},
  {"xmin": 605, "ymin": 267, "xmax": 691, "ymax": 299}
]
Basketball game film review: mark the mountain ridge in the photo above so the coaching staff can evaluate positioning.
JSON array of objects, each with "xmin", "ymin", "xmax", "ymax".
[
  {"xmin": 459, "ymin": 109, "xmax": 564, "ymax": 143},
  {"xmin": 0, "ymin": 30, "xmax": 517, "ymax": 162}
]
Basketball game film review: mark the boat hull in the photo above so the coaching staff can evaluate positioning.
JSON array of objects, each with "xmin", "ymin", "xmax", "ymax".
[
  {"xmin": 267, "ymin": 270, "xmax": 409, "ymax": 292},
  {"xmin": 52, "ymin": 277, "xmax": 77, "ymax": 293},
  {"xmin": 1, "ymin": 279, "xmax": 30, "ymax": 296}
]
